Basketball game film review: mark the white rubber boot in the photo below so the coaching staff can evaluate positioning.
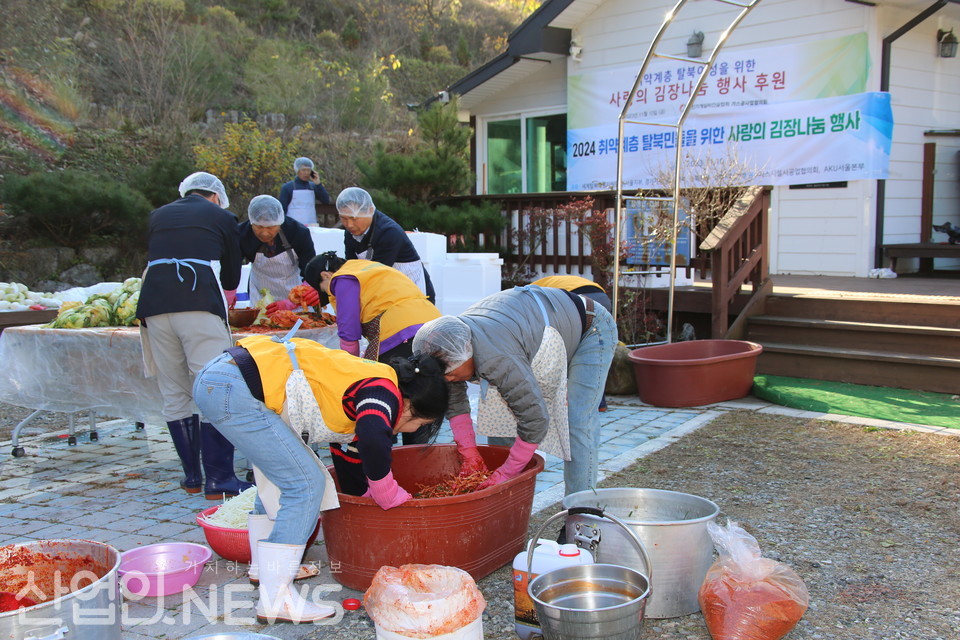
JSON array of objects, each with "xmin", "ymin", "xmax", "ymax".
[
  {"xmin": 247, "ymin": 514, "xmax": 319, "ymax": 585},
  {"xmin": 256, "ymin": 541, "xmax": 335, "ymax": 623}
]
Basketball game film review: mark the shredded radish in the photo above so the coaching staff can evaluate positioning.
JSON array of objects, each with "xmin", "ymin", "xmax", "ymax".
[{"xmin": 198, "ymin": 487, "xmax": 258, "ymax": 529}]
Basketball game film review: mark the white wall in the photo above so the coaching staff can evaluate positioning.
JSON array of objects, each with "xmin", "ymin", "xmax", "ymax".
[{"xmin": 880, "ymin": 4, "xmax": 960, "ymax": 270}]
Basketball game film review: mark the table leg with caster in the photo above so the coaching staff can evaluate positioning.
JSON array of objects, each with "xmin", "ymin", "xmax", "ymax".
[
  {"xmin": 11, "ymin": 409, "xmax": 44, "ymax": 457},
  {"xmin": 88, "ymin": 411, "xmax": 99, "ymax": 442}
]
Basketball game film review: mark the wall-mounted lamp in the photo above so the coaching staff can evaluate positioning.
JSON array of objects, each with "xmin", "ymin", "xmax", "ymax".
[
  {"xmin": 938, "ymin": 29, "xmax": 958, "ymax": 58},
  {"xmin": 687, "ymin": 31, "xmax": 705, "ymax": 58},
  {"xmin": 569, "ymin": 43, "xmax": 583, "ymax": 61}
]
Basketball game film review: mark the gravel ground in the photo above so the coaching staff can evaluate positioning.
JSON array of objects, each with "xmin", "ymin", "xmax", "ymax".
[
  {"xmin": 313, "ymin": 410, "xmax": 960, "ymax": 640},
  {"xmin": 2, "ymin": 406, "xmax": 958, "ymax": 640}
]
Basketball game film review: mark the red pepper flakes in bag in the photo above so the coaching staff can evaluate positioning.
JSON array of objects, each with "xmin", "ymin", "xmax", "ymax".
[{"xmin": 698, "ymin": 521, "xmax": 809, "ymax": 640}]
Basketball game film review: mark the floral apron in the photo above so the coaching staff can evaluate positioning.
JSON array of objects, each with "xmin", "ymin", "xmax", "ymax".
[{"xmin": 475, "ymin": 287, "xmax": 571, "ymax": 461}]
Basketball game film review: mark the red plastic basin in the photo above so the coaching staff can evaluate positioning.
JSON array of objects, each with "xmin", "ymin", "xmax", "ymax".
[
  {"xmin": 322, "ymin": 444, "xmax": 544, "ymax": 591},
  {"xmin": 627, "ymin": 339, "xmax": 763, "ymax": 407}
]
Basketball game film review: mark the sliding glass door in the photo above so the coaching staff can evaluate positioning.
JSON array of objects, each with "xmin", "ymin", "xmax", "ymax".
[{"xmin": 484, "ymin": 112, "xmax": 566, "ymax": 194}]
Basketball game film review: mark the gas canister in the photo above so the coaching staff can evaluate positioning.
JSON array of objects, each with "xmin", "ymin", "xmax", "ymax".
[{"xmin": 513, "ymin": 538, "xmax": 593, "ymax": 640}]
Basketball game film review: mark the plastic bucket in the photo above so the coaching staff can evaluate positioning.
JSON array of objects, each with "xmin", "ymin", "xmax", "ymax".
[
  {"xmin": 627, "ymin": 339, "xmax": 762, "ymax": 407},
  {"xmin": 563, "ymin": 488, "xmax": 719, "ymax": 618},
  {"xmin": 527, "ymin": 508, "xmax": 651, "ymax": 640},
  {"xmin": 375, "ymin": 615, "xmax": 483, "ymax": 640},
  {"xmin": 322, "ymin": 444, "xmax": 544, "ymax": 591}
]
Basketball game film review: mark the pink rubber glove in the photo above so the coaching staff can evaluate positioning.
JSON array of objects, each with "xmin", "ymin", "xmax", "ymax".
[
  {"xmin": 224, "ymin": 289, "xmax": 237, "ymax": 309},
  {"xmin": 339, "ymin": 339, "xmax": 360, "ymax": 356},
  {"xmin": 450, "ymin": 414, "xmax": 488, "ymax": 475},
  {"xmin": 266, "ymin": 299, "xmax": 297, "ymax": 314},
  {"xmin": 478, "ymin": 437, "xmax": 538, "ymax": 489},
  {"xmin": 363, "ymin": 471, "xmax": 412, "ymax": 510},
  {"xmin": 298, "ymin": 283, "xmax": 321, "ymax": 307}
]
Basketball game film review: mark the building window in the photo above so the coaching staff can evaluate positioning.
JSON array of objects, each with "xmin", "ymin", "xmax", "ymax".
[{"xmin": 485, "ymin": 113, "xmax": 566, "ymax": 194}]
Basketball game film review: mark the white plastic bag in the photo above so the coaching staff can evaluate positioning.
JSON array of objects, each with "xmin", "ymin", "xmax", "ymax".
[{"xmin": 364, "ymin": 564, "xmax": 486, "ymax": 639}]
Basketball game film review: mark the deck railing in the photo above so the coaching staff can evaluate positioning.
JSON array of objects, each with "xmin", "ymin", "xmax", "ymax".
[
  {"xmin": 320, "ymin": 189, "xmax": 771, "ymax": 337},
  {"xmin": 699, "ymin": 185, "xmax": 771, "ymax": 338}
]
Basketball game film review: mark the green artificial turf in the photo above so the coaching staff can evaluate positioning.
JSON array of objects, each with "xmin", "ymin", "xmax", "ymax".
[{"xmin": 752, "ymin": 375, "xmax": 959, "ymax": 430}]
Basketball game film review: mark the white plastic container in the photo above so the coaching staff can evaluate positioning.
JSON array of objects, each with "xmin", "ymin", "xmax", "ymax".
[
  {"xmin": 513, "ymin": 539, "xmax": 593, "ymax": 640},
  {"xmin": 374, "ymin": 615, "xmax": 482, "ymax": 640},
  {"xmin": 438, "ymin": 253, "xmax": 503, "ymax": 316},
  {"xmin": 309, "ymin": 227, "xmax": 347, "ymax": 257}
]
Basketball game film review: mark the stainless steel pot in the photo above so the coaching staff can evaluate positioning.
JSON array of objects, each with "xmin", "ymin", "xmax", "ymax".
[
  {"xmin": 563, "ymin": 488, "xmax": 719, "ymax": 619},
  {"xmin": 0, "ymin": 539, "xmax": 122, "ymax": 640}
]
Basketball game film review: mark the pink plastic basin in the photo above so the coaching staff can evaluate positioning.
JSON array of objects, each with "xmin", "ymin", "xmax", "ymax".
[
  {"xmin": 118, "ymin": 542, "xmax": 212, "ymax": 597},
  {"xmin": 627, "ymin": 339, "xmax": 763, "ymax": 407}
]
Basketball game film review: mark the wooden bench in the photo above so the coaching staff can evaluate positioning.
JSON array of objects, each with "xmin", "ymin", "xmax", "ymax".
[{"xmin": 883, "ymin": 242, "xmax": 960, "ymax": 274}]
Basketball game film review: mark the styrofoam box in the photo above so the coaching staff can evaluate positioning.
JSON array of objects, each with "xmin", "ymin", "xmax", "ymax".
[
  {"xmin": 310, "ymin": 227, "xmax": 346, "ymax": 258},
  {"xmin": 408, "ymin": 232, "xmax": 449, "ymax": 303},
  {"xmin": 407, "ymin": 231, "xmax": 447, "ymax": 268},
  {"xmin": 437, "ymin": 253, "xmax": 503, "ymax": 315}
]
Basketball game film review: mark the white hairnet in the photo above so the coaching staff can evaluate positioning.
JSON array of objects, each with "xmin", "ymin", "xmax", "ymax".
[
  {"xmin": 179, "ymin": 172, "xmax": 230, "ymax": 210},
  {"xmin": 294, "ymin": 157, "xmax": 314, "ymax": 172},
  {"xmin": 248, "ymin": 195, "xmax": 284, "ymax": 226},
  {"xmin": 336, "ymin": 187, "xmax": 375, "ymax": 218},
  {"xmin": 412, "ymin": 316, "xmax": 473, "ymax": 373}
]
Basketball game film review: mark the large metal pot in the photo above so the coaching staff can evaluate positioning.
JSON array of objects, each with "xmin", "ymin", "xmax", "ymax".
[
  {"xmin": 563, "ymin": 488, "xmax": 719, "ymax": 619},
  {"xmin": 0, "ymin": 539, "xmax": 122, "ymax": 640}
]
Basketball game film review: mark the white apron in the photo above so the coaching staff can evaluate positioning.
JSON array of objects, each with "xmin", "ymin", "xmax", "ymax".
[
  {"xmin": 253, "ymin": 321, "xmax": 341, "ymax": 519},
  {"xmin": 139, "ymin": 258, "xmax": 229, "ymax": 378},
  {"xmin": 248, "ymin": 232, "xmax": 301, "ymax": 306},
  {"xmin": 287, "ymin": 188, "xmax": 317, "ymax": 226},
  {"xmin": 475, "ymin": 288, "xmax": 571, "ymax": 461}
]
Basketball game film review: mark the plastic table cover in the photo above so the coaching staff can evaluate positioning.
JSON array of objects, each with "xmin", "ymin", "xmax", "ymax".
[{"xmin": 0, "ymin": 324, "xmax": 339, "ymax": 425}]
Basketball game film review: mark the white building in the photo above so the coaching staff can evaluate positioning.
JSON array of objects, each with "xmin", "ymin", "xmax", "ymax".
[{"xmin": 438, "ymin": 0, "xmax": 960, "ymax": 277}]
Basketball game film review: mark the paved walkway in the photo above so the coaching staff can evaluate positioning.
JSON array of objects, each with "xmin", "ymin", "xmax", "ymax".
[{"xmin": 1, "ymin": 395, "xmax": 954, "ymax": 639}]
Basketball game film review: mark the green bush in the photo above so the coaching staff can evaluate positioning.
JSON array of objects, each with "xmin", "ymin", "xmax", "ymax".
[
  {"xmin": 130, "ymin": 153, "xmax": 197, "ymax": 208},
  {"xmin": 373, "ymin": 193, "xmax": 504, "ymax": 252},
  {"xmin": 0, "ymin": 170, "xmax": 152, "ymax": 248}
]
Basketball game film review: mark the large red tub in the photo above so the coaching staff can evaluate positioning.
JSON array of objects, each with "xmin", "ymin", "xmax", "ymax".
[
  {"xmin": 322, "ymin": 444, "xmax": 544, "ymax": 591},
  {"xmin": 628, "ymin": 339, "xmax": 762, "ymax": 407}
]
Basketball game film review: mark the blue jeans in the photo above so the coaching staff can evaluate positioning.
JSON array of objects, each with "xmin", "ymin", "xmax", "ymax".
[
  {"xmin": 193, "ymin": 353, "xmax": 325, "ymax": 545},
  {"xmin": 489, "ymin": 307, "xmax": 617, "ymax": 496},
  {"xmin": 564, "ymin": 306, "xmax": 617, "ymax": 495}
]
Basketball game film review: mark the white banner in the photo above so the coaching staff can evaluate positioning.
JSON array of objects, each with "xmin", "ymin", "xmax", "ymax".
[{"xmin": 567, "ymin": 92, "xmax": 893, "ymax": 190}]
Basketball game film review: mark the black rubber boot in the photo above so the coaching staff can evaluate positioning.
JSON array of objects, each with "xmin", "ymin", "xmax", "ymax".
[
  {"xmin": 200, "ymin": 421, "xmax": 254, "ymax": 500},
  {"xmin": 166, "ymin": 417, "xmax": 203, "ymax": 493}
]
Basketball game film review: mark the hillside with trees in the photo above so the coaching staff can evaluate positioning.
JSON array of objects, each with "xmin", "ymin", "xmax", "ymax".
[{"xmin": 0, "ymin": 0, "xmax": 537, "ymax": 281}]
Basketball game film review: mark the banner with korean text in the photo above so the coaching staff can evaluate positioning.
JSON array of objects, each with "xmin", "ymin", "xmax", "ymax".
[
  {"xmin": 565, "ymin": 33, "xmax": 893, "ymax": 189},
  {"xmin": 567, "ymin": 91, "xmax": 893, "ymax": 190}
]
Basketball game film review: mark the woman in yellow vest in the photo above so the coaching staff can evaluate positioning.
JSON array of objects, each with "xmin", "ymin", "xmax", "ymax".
[
  {"xmin": 532, "ymin": 275, "xmax": 612, "ymax": 313},
  {"xmin": 301, "ymin": 252, "xmax": 442, "ymax": 445},
  {"xmin": 194, "ymin": 340, "xmax": 447, "ymax": 624}
]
